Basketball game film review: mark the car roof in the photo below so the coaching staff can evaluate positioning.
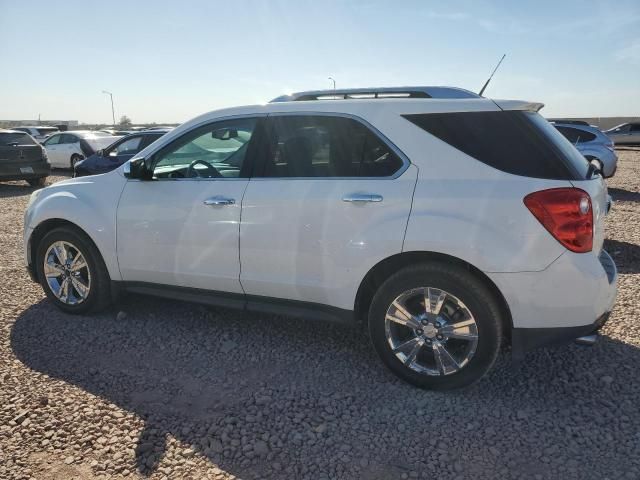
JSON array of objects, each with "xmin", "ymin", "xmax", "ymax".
[
  {"xmin": 270, "ymin": 86, "xmax": 480, "ymax": 102},
  {"xmin": 0, "ymin": 129, "xmax": 26, "ymax": 134}
]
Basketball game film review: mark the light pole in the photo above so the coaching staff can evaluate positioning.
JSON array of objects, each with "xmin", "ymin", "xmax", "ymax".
[
  {"xmin": 328, "ymin": 76, "xmax": 336, "ymax": 92},
  {"xmin": 102, "ymin": 90, "xmax": 115, "ymax": 126}
]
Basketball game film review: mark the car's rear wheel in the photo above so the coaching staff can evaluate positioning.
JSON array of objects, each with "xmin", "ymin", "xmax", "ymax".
[
  {"xmin": 369, "ymin": 262, "xmax": 503, "ymax": 390},
  {"xmin": 27, "ymin": 177, "xmax": 46, "ymax": 187},
  {"xmin": 36, "ymin": 227, "xmax": 112, "ymax": 314},
  {"xmin": 70, "ymin": 154, "xmax": 84, "ymax": 169}
]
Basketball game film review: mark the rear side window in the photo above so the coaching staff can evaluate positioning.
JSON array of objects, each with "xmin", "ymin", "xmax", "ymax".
[
  {"xmin": 404, "ymin": 111, "xmax": 589, "ymax": 180},
  {"xmin": 555, "ymin": 126, "xmax": 597, "ymax": 144},
  {"xmin": 256, "ymin": 115, "xmax": 404, "ymax": 178},
  {"xmin": 0, "ymin": 133, "xmax": 36, "ymax": 146}
]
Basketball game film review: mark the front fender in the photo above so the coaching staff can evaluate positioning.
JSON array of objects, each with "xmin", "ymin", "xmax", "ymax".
[{"xmin": 25, "ymin": 172, "xmax": 126, "ymax": 281}]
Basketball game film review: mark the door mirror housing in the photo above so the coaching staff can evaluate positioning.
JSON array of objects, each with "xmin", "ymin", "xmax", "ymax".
[
  {"xmin": 124, "ymin": 157, "xmax": 151, "ymax": 180},
  {"xmin": 97, "ymin": 149, "xmax": 104, "ymax": 157}
]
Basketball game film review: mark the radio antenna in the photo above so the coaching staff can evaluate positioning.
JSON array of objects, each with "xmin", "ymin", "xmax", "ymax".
[{"xmin": 478, "ymin": 54, "xmax": 506, "ymax": 97}]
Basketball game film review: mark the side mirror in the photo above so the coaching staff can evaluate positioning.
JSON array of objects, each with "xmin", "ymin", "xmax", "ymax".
[
  {"xmin": 97, "ymin": 149, "xmax": 104, "ymax": 157},
  {"xmin": 124, "ymin": 157, "xmax": 150, "ymax": 180}
]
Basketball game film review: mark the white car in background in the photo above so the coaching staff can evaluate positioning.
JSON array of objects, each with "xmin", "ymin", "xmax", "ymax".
[
  {"xmin": 42, "ymin": 131, "xmax": 121, "ymax": 169},
  {"xmin": 12, "ymin": 126, "xmax": 59, "ymax": 143}
]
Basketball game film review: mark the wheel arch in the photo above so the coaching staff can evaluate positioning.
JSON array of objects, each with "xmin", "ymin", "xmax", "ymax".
[
  {"xmin": 28, "ymin": 218, "xmax": 113, "ymax": 282},
  {"xmin": 354, "ymin": 251, "xmax": 513, "ymax": 337}
]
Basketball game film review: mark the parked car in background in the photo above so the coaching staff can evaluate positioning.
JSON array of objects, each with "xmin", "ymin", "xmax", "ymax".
[
  {"xmin": 0, "ymin": 129, "xmax": 50, "ymax": 186},
  {"xmin": 605, "ymin": 123, "xmax": 640, "ymax": 145},
  {"xmin": 42, "ymin": 131, "xmax": 121, "ymax": 169},
  {"xmin": 547, "ymin": 119, "xmax": 592, "ymax": 127},
  {"xmin": 24, "ymin": 86, "xmax": 617, "ymax": 390},
  {"xmin": 11, "ymin": 126, "xmax": 59, "ymax": 143},
  {"xmin": 74, "ymin": 129, "xmax": 169, "ymax": 177},
  {"xmin": 553, "ymin": 123, "xmax": 618, "ymax": 177}
]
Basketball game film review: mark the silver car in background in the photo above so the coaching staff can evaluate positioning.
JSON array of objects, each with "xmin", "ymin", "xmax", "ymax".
[
  {"xmin": 553, "ymin": 123, "xmax": 618, "ymax": 178},
  {"xmin": 605, "ymin": 122, "xmax": 640, "ymax": 145}
]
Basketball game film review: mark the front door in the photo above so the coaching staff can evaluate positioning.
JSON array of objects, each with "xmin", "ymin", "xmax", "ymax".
[
  {"xmin": 43, "ymin": 134, "xmax": 65, "ymax": 167},
  {"xmin": 116, "ymin": 117, "xmax": 261, "ymax": 293},
  {"xmin": 239, "ymin": 114, "xmax": 417, "ymax": 310}
]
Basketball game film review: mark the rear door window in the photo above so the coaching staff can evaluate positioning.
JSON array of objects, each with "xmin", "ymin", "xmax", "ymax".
[
  {"xmin": 255, "ymin": 115, "xmax": 404, "ymax": 178},
  {"xmin": 60, "ymin": 134, "xmax": 78, "ymax": 144},
  {"xmin": 404, "ymin": 111, "xmax": 589, "ymax": 180}
]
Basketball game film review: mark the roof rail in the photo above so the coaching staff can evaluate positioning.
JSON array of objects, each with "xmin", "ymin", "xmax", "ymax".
[{"xmin": 270, "ymin": 86, "xmax": 480, "ymax": 102}]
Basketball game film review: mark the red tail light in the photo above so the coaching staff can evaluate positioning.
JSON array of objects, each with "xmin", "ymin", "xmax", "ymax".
[{"xmin": 524, "ymin": 188, "xmax": 593, "ymax": 253}]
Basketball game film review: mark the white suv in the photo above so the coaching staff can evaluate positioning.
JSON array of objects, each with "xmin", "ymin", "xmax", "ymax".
[{"xmin": 23, "ymin": 87, "xmax": 617, "ymax": 389}]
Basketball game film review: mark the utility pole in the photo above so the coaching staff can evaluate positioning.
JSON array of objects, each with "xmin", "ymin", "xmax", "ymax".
[{"xmin": 102, "ymin": 90, "xmax": 115, "ymax": 126}]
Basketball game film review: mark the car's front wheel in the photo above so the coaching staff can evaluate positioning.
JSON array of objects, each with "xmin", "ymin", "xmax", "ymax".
[
  {"xmin": 369, "ymin": 262, "xmax": 503, "ymax": 390},
  {"xmin": 36, "ymin": 227, "xmax": 112, "ymax": 314}
]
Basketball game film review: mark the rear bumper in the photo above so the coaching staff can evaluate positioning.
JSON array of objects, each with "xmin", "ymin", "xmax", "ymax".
[
  {"xmin": 0, "ymin": 161, "xmax": 50, "ymax": 181},
  {"xmin": 487, "ymin": 249, "xmax": 617, "ymax": 355},
  {"xmin": 511, "ymin": 311, "xmax": 610, "ymax": 358}
]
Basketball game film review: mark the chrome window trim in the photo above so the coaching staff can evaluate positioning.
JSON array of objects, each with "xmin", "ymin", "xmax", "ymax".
[
  {"xmin": 252, "ymin": 111, "xmax": 411, "ymax": 181},
  {"xmin": 125, "ymin": 111, "xmax": 411, "ymax": 182}
]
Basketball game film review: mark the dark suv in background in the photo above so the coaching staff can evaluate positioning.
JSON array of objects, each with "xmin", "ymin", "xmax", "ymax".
[
  {"xmin": 74, "ymin": 129, "xmax": 170, "ymax": 177},
  {"xmin": 0, "ymin": 130, "xmax": 50, "ymax": 186}
]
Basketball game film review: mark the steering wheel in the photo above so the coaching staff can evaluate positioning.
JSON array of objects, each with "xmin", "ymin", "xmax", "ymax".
[{"xmin": 186, "ymin": 159, "xmax": 222, "ymax": 178}]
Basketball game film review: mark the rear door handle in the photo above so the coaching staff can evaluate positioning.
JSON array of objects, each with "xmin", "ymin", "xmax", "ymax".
[
  {"xmin": 203, "ymin": 196, "xmax": 235, "ymax": 206},
  {"xmin": 342, "ymin": 193, "xmax": 383, "ymax": 203}
]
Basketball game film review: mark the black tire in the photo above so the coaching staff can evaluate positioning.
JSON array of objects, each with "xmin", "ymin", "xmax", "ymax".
[
  {"xmin": 369, "ymin": 262, "xmax": 503, "ymax": 390},
  {"xmin": 36, "ymin": 227, "xmax": 112, "ymax": 314},
  {"xmin": 27, "ymin": 177, "xmax": 47, "ymax": 187},
  {"xmin": 70, "ymin": 154, "xmax": 84, "ymax": 169}
]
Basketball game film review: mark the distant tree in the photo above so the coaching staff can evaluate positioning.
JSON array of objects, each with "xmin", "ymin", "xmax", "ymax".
[{"xmin": 119, "ymin": 115, "xmax": 132, "ymax": 126}]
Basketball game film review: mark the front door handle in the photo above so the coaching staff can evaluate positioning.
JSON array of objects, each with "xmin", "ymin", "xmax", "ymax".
[
  {"xmin": 203, "ymin": 196, "xmax": 235, "ymax": 206},
  {"xmin": 342, "ymin": 193, "xmax": 383, "ymax": 203}
]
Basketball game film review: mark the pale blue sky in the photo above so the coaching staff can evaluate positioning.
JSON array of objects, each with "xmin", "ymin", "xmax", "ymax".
[{"xmin": 1, "ymin": 0, "xmax": 639, "ymax": 124}]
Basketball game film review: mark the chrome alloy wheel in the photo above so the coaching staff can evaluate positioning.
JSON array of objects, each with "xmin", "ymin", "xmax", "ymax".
[
  {"xmin": 384, "ymin": 287, "xmax": 479, "ymax": 376},
  {"xmin": 43, "ymin": 241, "xmax": 91, "ymax": 305}
]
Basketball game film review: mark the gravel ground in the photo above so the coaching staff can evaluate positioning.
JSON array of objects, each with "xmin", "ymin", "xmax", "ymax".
[{"xmin": 1, "ymin": 151, "xmax": 639, "ymax": 480}]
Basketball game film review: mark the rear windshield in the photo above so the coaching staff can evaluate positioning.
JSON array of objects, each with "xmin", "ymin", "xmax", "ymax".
[
  {"xmin": 403, "ymin": 111, "xmax": 590, "ymax": 180},
  {"xmin": 0, "ymin": 132, "xmax": 37, "ymax": 146}
]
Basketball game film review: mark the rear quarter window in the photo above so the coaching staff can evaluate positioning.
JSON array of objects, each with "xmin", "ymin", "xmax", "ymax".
[{"xmin": 403, "ymin": 111, "xmax": 589, "ymax": 180}]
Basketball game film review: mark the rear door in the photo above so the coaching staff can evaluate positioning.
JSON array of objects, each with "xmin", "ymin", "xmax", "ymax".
[{"xmin": 239, "ymin": 113, "xmax": 417, "ymax": 310}]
